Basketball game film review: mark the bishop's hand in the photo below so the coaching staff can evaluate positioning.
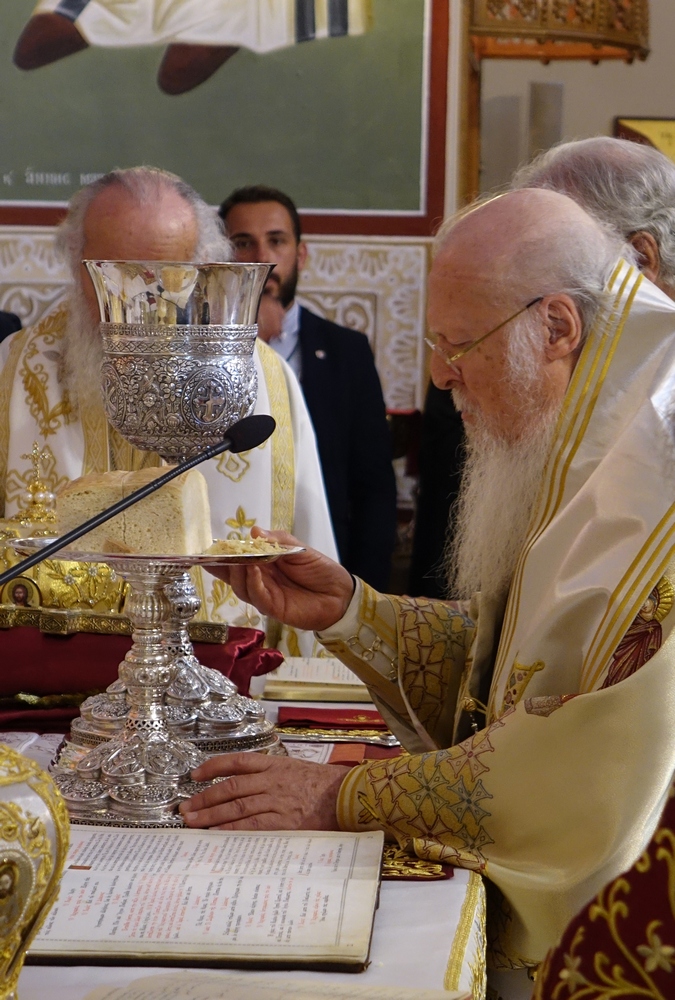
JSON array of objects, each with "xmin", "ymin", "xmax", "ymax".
[
  {"xmin": 179, "ymin": 753, "xmax": 351, "ymax": 831},
  {"xmin": 210, "ymin": 528, "xmax": 355, "ymax": 632}
]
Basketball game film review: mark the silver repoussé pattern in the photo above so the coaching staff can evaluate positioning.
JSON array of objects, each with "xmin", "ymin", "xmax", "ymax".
[{"xmin": 100, "ymin": 323, "xmax": 258, "ymax": 463}]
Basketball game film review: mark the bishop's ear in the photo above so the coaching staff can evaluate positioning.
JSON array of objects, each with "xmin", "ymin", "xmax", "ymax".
[
  {"xmin": 541, "ymin": 294, "xmax": 583, "ymax": 362},
  {"xmin": 630, "ymin": 231, "xmax": 661, "ymax": 284}
]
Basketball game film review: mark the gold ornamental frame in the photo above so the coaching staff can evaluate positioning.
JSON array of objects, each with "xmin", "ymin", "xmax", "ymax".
[{"xmin": 470, "ymin": 1, "xmax": 649, "ymax": 63}]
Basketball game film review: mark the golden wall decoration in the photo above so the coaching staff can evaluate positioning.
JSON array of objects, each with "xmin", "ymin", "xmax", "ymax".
[{"xmin": 614, "ymin": 118, "xmax": 675, "ymax": 165}]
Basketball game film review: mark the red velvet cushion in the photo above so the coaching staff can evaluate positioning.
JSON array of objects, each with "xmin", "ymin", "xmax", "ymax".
[{"xmin": 0, "ymin": 625, "xmax": 282, "ymax": 731}]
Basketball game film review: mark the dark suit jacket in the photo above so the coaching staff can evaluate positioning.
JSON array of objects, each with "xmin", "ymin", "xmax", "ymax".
[
  {"xmin": 0, "ymin": 311, "xmax": 21, "ymax": 344},
  {"xmin": 408, "ymin": 381, "xmax": 465, "ymax": 598},
  {"xmin": 298, "ymin": 307, "xmax": 396, "ymax": 591}
]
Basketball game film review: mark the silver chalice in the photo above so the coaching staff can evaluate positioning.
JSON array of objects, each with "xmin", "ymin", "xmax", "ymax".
[
  {"xmin": 52, "ymin": 260, "xmax": 282, "ymax": 826},
  {"xmin": 90, "ymin": 260, "xmax": 269, "ymax": 464}
]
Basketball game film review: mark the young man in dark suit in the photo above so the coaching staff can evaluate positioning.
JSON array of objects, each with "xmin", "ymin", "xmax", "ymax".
[{"xmin": 219, "ymin": 185, "xmax": 396, "ymax": 590}]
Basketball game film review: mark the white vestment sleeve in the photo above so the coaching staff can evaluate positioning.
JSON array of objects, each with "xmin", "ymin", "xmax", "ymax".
[{"xmin": 276, "ymin": 354, "xmax": 338, "ymax": 560}]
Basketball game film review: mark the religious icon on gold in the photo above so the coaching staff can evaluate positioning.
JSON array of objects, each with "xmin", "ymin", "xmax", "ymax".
[{"xmin": 1, "ymin": 575, "xmax": 42, "ymax": 608}]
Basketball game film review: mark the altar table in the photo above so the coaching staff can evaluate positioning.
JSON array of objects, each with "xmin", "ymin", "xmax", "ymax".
[{"xmin": 4, "ymin": 699, "xmax": 486, "ymax": 999}]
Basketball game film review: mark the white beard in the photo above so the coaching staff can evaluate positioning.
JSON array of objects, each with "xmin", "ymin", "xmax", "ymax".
[
  {"xmin": 61, "ymin": 284, "xmax": 106, "ymax": 410},
  {"xmin": 446, "ymin": 393, "xmax": 560, "ymax": 606}
]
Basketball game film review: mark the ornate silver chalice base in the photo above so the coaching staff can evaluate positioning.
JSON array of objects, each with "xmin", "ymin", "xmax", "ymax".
[
  {"xmin": 40, "ymin": 548, "xmax": 294, "ymax": 826},
  {"xmin": 44, "ymin": 260, "xmax": 283, "ymax": 826},
  {"xmin": 52, "ymin": 555, "xmax": 210, "ymax": 826},
  {"xmin": 68, "ymin": 568, "xmax": 279, "ymax": 756}
]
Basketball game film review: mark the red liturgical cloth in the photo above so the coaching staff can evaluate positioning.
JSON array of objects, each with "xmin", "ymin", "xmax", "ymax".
[
  {"xmin": 0, "ymin": 626, "xmax": 282, "ymax": 730},
  {"xmin": 277, "ymin": 706, "xmax": 388, "ymax": 729}
]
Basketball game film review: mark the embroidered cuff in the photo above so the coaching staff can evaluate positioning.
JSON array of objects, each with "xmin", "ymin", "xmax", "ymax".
[
  {"xmin": 315, "ymin": 579, "xmax": 408, "ymax": 716},
  {"xmin": 336, "ymin": 761, "xmax": 383, "ymax": 833},
  {"xmin": 317, "ymin": 578, "xmax": 398, "ymax": 682}
]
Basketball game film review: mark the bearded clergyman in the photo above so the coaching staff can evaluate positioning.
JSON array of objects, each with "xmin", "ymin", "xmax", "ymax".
[
  {"xmin": 175, "ymin": 189, "xmax": 675, "ymax": 998},
  {"xmin": 0, "ymin": 166, "xmax": 337, "ymax": 654}
]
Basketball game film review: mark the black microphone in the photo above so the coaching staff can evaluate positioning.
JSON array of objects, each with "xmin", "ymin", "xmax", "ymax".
[
  {"xmin": 0, "ymin": 413, "xmax": 276, "ymax": 587},
  {"xmin": 224, "ymin": 413, "xmax": 275, "ymax": 454}
]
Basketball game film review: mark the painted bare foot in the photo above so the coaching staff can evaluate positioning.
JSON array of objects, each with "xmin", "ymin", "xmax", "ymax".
[
  {"xmin": 157, "ymin": 44, "xmax": 239, "ymax": 95},
  {"xmin": 14, "ymin": 13, "xmax": 88, "ymax": 70}
]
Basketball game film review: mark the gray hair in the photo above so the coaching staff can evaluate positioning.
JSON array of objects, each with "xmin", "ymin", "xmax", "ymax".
[
  {"xmin": 434, "ymin": 193, "xmax": 635, "ymax": 343},
  {"xmin": 511, "ymin": 137, "xmax": 675, "ymax": 293},
  {"xmin": 55, "ymin": 166, "xmax": 232, "ymax": 275}
]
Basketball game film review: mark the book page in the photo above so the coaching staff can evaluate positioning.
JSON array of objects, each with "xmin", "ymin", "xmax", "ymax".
[
  {"xmin": 266, "ymin": 657, "xmax": 366, "ymax": 686},
  {"xmin": 86, "ymin": 971, "xmax": 471, "ymax": 1000},
  {"xmin": 31, "ymin": 828, "xmax": 383, "ymax": 965},
  {"xmin": 61, "ymin": 827, "xmax": 381, "ymax": 877}
]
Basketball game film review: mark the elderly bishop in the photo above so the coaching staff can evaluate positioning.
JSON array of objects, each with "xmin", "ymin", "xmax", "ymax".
[
  {"xmin": 178, "ymin": 189, "xmax": 675, "ymax": 998},
  {"xmin": 0, "ymin": 167, "xmax": 337, "ymax": 654}
]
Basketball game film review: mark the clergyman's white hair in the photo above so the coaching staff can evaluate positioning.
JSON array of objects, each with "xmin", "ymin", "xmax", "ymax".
[
  {"xmin": 54, "ymin": 165, "xmax": 232, "ymax": 278},
  {"xmin": 434, "ymin": 191, "xmax": 635, "ymax": 345},
  {"xmin": 445, "ymin": 310, "xmax": 560, "ymax": 603},
  {"xmin": 511, "ymin": 137, "xmax": 675, "ymax": 293},
  {"xmin": 433, "ymin": 187, "xmax": 639, "ymax": 602},
  {"xmin": 55, "ymin": 166, "xmax": 232, "ymax": 407}
]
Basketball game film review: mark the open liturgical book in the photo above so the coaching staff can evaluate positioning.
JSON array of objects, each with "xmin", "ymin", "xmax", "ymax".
[
  {"xmin": 28, "ymin": 827, "xmax": 384, "ymax": 971},
  {"xmin": 262, "ymin": 656, "xmax": 370, "ymax": 701}
]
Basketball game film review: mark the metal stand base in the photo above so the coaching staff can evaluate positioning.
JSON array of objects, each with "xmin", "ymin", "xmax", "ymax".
[
  {"xmin": 52, "ymin": 558, "xmax": 207, "ymax": 825},
  {"xmin": 69, "ymin": 570, "xmax": 278, "ymax": 752},
  {"xmin": 53, "ymin": 773, "xmax": 213, "ymax": 827},
  {"xmin": 51, "ymin": 558, "xmax": 283, "ymax": 825}
]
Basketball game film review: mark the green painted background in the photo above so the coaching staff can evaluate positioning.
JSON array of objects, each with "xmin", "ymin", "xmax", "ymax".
[{"xmin": 0, "ymin": 0, "xmax": 426, "ymax": 210}]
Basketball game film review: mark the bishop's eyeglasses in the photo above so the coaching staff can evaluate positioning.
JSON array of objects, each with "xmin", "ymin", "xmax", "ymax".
[{"xmin": 425, "ymin": 296, "xmax": 544, "ymax": 373}]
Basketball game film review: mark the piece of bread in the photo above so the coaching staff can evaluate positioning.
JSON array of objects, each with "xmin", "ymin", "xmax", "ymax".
[
  {"xmin": 56, "ymin": 468, "xmax": 212, "ymax": 555},
  {"xmin": 206, "ymin": 537, "xmax": 285, "ymax": 555}
]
